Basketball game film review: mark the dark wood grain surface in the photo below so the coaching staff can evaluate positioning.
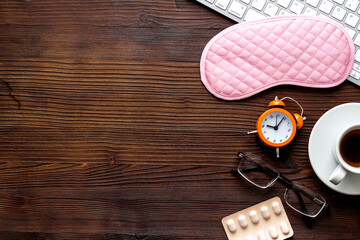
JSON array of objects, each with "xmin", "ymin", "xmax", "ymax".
[{"xmin": 1, "ymin": 1, "xmax": 360, "ymax": 239}]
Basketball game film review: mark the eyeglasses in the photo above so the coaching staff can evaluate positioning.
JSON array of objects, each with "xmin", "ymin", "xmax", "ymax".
[{"xmin": 232, "ymin": 152, "xmax": 327, "ymax": 218}]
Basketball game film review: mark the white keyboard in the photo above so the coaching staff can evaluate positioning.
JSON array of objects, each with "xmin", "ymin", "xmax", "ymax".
[{"xmin": 196, "ymin": 0, "xmax": 360, "ymax": 86}]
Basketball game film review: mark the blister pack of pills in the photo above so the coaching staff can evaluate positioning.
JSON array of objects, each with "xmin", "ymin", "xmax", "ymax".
[{"xmin": 221, "ymin": 197, "xmax": 294, "ymax": 240}]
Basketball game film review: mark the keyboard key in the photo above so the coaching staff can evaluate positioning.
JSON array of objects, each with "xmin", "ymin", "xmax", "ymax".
[
  {"xmin": 215, "ymin": 0, "xmax": 231, "ymax": 10},
  {"xmin": 333, "ymin": 0, "xmax": 345, "ymax": 4},
  {"xmin": 206, "ymin": 0, "xmax": 215, "ymax": 3},
  {"xmin": 306, "ymin": 0, "xmax": 320, "ymax": 8},
  {"xmin": 277, "ymin": 0, "xmax": 291, "ymax": 8},
  {"xmin": 229, "ymin": 1, "xmax": 247, "ymax": 18},
  {"xmin": 244, "ymin": 9, "xmax": 266, "ymax": 22},
  {"xmin": 355, "ymin": 34, "xmax": 360, "ymax": 46},
  {"xmin": 319, "ymin": 0, "xmax": 334, "ymax": 13},
  {"xmin": 240, "ymin": 0, "xmax": 251, "ymax": 4},
  {"xmin": 355, "ymin": 49, "xmax": 360, "ymax": 62},
  {"xmin": 318, "ymin": 13, "xmax": 331, "ymax": 19},
  {"xmin": 345, "ymin": 27, "xmax": 356, "ymax": 38},
  {"xmin": 345, "ymin": 0, "xmax": 360, "ymax": 11},
  {"xmin": 345, "ymin": 12, "xmax": 359, "ymax": 27},
  {"xmin": 252, "ymin": 0, "xmax": 267, "ymax": 10},
  {"xmin": 290, "ymin": 0, "xmax": 305, "ymax": 14},
  {"xmin": 332, "ymin": 6, "xmax": 347, "ymax": 20},
  {"xmin": 279, "ymin": 9, "xmax": 293, "ymax": 15},
  {"xmin": 350, "ymin": 70, "xmax": 360, "ymax": 79},
  {"xmin": 353, "ymin": 63, "xmax": 360, "ymax": 72},
  {"xmin": 264, "ymin": 3, "xmax": 279, "ymax": 16},
  {"xmin": 304, "ymin": 7, "xmax": 318, "ymax": 16}
]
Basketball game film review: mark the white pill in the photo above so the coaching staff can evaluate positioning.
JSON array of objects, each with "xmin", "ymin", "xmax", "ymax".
[
  {"xmin": 272, "ymin": 201, "xmax": 282, "ymax": 215},
  {"xmin": 246, "ymin": 236, "xmax": 254, "ymax": 240},
  {"xmin": 280, "ymin": 221, "xmax": 290, "ymax": 235},
  {"xmin": 268, "ymin": 226, "xmax": 278, "ymax": 239},
  {"xmin": 249, "ymin": 210, "xmax": 259, "ymax": 224},
  {"xmin": 238, "ymin": 215, "xmax": 248, "ymax": 228},
  {"xmin": 257, "ymin": 230, "xmax": 267, "ymax": 240},
  {"xmin": 260, "ymin": 206, "xmax": 270, "ymax": 219},
  {"xmin": 226, "ymin": 219, "xmax": 237, "ymax": 233}
]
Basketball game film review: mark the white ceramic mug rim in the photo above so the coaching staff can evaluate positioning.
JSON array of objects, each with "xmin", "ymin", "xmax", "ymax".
[{"xmin": 335, "ymin": 123, "xmax": 360, "ymax": 174}]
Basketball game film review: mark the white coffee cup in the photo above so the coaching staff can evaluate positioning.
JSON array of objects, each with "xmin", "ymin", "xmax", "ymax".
[{"xmin": 329, "ymin": 123, "xmax": 360, "ymax": 185}]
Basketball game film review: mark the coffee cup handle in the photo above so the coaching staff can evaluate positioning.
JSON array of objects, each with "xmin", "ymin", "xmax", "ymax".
[{"xmin": 329, "ymin": 165, "xmax": 347, "ymax": 185}]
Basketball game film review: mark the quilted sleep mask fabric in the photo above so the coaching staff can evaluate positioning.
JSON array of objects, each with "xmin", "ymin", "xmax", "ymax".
[{"xmin": 200, "ymin": 16, "xmax": 355, "ymax": 100}]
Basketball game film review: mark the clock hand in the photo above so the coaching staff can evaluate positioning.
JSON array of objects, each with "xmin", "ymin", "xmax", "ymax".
[
  {"xmin": 276, "ymin": 117, "xmax": 286, "ymax": 128},
  {"xmin": 266, "ymin": 125, "xmax": 276, "ymax": 129}
]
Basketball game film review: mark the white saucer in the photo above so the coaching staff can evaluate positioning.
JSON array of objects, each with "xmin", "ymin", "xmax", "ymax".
[{"xmin": 308, "ymin": 103, "xmax": 360, "ymax": 195}]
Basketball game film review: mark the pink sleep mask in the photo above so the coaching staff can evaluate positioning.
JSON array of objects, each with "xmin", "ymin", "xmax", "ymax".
[{"xmin": 200, "ymin": 16, "xmax": 355, "ymax": 100}]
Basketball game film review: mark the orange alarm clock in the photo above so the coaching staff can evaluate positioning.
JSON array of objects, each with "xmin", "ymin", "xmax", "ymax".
[{"xmin": 248, "ymin": 96, "xmax": 306, "ymax": 158}]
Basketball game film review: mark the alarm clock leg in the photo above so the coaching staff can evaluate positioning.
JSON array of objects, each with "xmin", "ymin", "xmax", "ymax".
[
  {"xmin": 247, "ymin": 130, "xmax": 258, "ymax": 134},
  {"xmin": 276, "ymin": 147, "xmax": 280, "ymax": 158}
]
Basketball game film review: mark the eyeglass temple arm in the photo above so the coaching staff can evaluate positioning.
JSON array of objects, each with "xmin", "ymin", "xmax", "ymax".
[
  {"xmin": 293, "ymin": 188, "xmax": 314, "ymax": 227},
  {"xmin": 293, "ymin": 186, "xmax": 309, "ymax": 213},
  {"xmin": 231, "ymin": 169, "xmax": 240, "ymax": 176}
]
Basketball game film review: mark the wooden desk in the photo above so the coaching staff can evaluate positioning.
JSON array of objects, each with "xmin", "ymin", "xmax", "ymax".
[{"xmin": 0, "ymin": 1, "xmax": 359, "ymax": 239}]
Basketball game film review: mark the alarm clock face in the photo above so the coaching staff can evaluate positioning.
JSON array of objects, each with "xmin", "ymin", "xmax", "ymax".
[{"xmin": 257, "ymin": 108, "xmax": 297, "ymax": 147}]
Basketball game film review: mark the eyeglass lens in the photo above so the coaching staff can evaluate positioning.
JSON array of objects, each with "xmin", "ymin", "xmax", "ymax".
[
  {"xmin": 237, "ymin": 152, "xmax": 280, "ymax": 189},
  {"xmin": 285, "ymin": 181, "xmax": 326, "ymax": 218}
]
